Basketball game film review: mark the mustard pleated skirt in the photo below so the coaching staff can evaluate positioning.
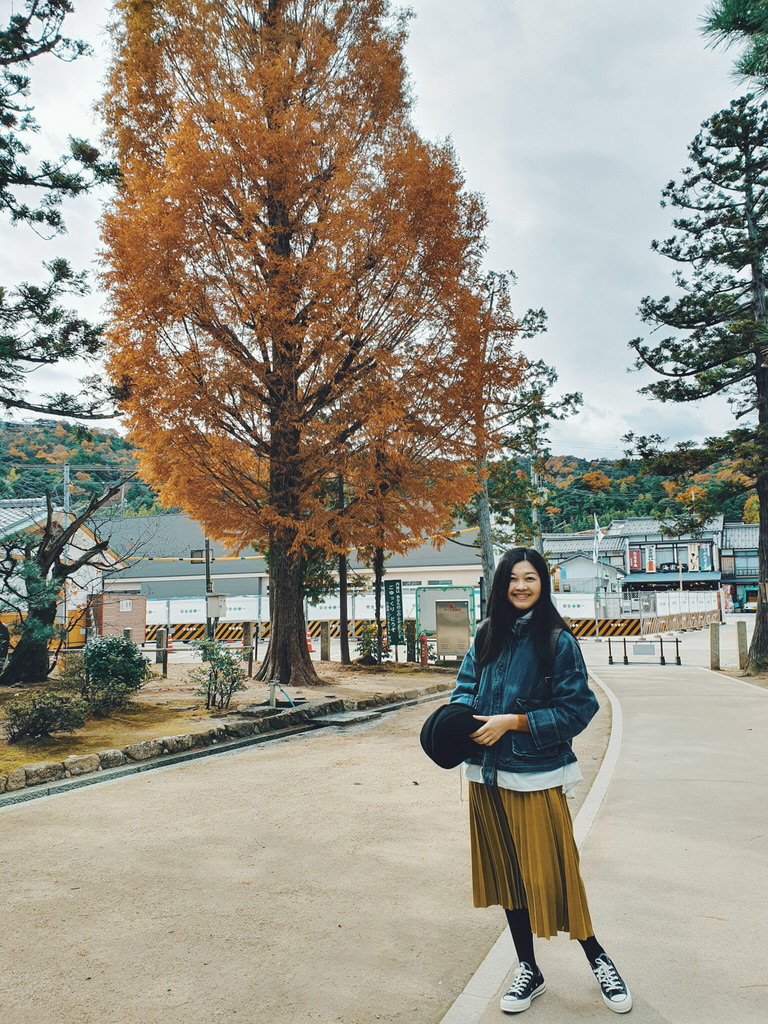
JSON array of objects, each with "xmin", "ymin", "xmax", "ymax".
[{"xmin": 468, "ymin": 780, "xmax": 594, "ymax": 940}]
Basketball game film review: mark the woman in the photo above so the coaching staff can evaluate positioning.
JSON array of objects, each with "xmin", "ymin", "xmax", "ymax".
[{"xmin": 450, "ymin": 547, "xmax": 631, "ymax": 1015}]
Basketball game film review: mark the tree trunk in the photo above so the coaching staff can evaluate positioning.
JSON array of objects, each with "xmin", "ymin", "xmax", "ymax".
[
  {"xmin": 339, "ymin": 553, "xmax": 351, "ymax": 665},
  {"xmin": 373, "ymin": 546, "xmax": 384, "ymax": 665},
  {"xmin": 476, "ymin": 460, "xmax": 496, "ymax": 598},
  {"xmin": 337, "ymin": 475, "xmax": 351, "ymax": 665},
  {"xmin": 748, "ymin": 469, "xmax": 768, "ymax": 672},
  {"xmin": 746, "ymin": 180, "xmax": 768, "ymax": 673},
  {"xmin": 747, "ymin": 353, "xmax": 768, "ymax": 671},
  {"xmin": 255, "ymin": 545, "xmax": 320, "ymax": 686},
  {"xmin": 0, "ymin": 601, "xmax": 57, "ymax": 686}
]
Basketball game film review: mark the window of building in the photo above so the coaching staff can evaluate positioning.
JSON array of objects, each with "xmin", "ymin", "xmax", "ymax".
[
  {"xmin": 735, "ymin": 553, "xmax": 759, "ymax": 573},
  {"xmin": 427, "ymin": 579, "xmax": 453, "ymax": 586},
  {"xmin": 655, "ymin": 547, "xmax": 676, "ymax": 566}
]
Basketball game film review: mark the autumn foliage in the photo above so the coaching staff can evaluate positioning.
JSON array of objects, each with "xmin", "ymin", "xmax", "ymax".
[{"xmin": 100, "ymin": 0, "xmax": 502, "ymax": 683}]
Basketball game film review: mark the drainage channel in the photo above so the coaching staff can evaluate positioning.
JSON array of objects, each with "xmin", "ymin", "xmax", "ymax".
[{"xmin": 0, "ymin": 691, "xmax": 450, "ymax": 809}]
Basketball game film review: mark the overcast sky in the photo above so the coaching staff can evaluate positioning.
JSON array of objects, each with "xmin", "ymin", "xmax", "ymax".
[{"xmin": 4, "ymin": 0, "xmax": 749, "ymax": 459}]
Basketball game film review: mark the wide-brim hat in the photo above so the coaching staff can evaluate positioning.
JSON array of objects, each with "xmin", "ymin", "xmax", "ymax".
[{"xmin": 420, "ymin": 702, "xmax": 482, "ymax": 770}]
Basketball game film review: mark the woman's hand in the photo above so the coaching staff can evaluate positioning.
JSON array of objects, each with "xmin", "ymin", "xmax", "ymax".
[{"xmin": 470, "ymin": 713, "xmax": 527, "ymax": 746}]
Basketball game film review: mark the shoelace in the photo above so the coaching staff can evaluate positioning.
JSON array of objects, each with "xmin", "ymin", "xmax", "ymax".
[
  {"xmin": 593, "ymin": 958, "xmax": 624, "ymax": 995},
  {"xmin": 507, "ymin": 964, "xmax": 535, "ymax": 996}
]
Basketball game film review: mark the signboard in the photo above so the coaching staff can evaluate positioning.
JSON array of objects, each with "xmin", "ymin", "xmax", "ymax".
[
  {"xmin": 645, "ymin": 547, "xmax": 656, "ymax": 573},
  {"xmin": 435, "ymin": 601, "xmax": 471, "ymax": 657},
  {"xmin": 384, "ymin": 579, "xmax": 404, "ymax": 646},
  {"xmin": 687, "ymin": 544, "xmax": 700, "ymax": 572},
  {"xmin": 415, "ymin": 586, "xmax": 476, "ymax": 636},
  {"xmin": 699, "ymin": 544, "xmax": 712, "ymax": 571},
  {"xmin": 629, "ymin": 548, "xmax": 642, "ymax": 572}
]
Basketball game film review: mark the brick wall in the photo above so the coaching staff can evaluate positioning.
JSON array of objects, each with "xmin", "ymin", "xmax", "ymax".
[{"xmin": 90, "ymin": 595, "xmax": 147, "ymax": 644}]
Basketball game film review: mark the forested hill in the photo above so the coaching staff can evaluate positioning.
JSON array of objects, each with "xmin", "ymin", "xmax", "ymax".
[
  {"xmin": 0, "ymin": 419, "xmax": 755, "ymax": 528},
  {"xmin": 530, "ymin": 453, "xmax": 754, "ymax": 532},
  {"xmin": 0, "ymin": 420, "xmax": 158, "ymax": 513}
]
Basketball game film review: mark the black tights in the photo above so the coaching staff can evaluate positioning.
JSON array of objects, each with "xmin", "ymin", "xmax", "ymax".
[{"xmin": 504, "ymin": 908, "xmax": 605, "ymax": 970}]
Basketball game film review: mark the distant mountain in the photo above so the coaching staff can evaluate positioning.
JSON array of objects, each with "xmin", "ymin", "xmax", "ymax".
[
  {"xmin": 0, "ymin": 419, "xmax": 160, "ymax": 514},
  {"xmin": 1, "ymin": 419, "xmax": 754, "ymax": 529}
]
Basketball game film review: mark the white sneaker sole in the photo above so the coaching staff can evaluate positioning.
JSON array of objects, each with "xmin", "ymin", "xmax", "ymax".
[{"xmin": 500, "ymin": 980, "xmax": 546, "ymax": 1013}]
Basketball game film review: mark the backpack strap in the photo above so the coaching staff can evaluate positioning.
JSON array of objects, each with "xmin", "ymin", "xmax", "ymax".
[
  {"xmin": 542, "ymin": 626, "xmax": 564, "ymax": 688},
  {"xmin": 473, "ymin": 620, "xmax": 488, "ymax": 691}
]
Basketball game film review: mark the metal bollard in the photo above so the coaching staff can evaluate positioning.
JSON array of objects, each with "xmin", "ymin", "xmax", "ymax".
[
  {"xmin": 608, "ymin": 638, "xmax": 614, "ymax": 665},
  {"xmin": 659, "ymin": 637, "xmax": 665, "ymax": 666}
]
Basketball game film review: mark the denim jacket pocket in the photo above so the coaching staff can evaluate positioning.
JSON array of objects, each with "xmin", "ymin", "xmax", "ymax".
[{"xmin": 508, "ymin": 698, "xmax": 559, "ymax": 759}]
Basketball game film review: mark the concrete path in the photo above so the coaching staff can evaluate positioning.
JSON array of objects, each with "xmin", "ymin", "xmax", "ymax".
[{"xmin": 441, "ymin": 618, "xmax": 768, "ymax": 1023}]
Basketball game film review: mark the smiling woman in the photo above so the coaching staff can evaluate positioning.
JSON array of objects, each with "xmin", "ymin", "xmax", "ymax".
[{"xmin": 443, "ymin": 547, "xmax": 633, "ymax": 1015}]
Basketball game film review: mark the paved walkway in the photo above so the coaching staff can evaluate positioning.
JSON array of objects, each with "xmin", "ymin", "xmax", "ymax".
[{"xmin": 442, "ymin": 619, "xmax": 768, "ymax": 1023}]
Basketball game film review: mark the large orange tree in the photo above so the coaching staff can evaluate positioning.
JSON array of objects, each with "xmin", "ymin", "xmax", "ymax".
[{"xmin": 100, "ymin": 0, "xmax": 488, "ymax": 684}]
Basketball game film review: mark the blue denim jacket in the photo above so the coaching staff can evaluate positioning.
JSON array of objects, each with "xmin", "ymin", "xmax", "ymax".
[{"xmin": 449, "ymin": 619, "xmax": 599, "ymax": 785}]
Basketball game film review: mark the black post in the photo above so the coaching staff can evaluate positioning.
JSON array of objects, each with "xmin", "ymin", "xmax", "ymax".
[
  {"xmin": 675, "ymin": 638, "xmax": 681, "ymax": 666},
  {"xmin": 479, "ymin": 576, "xmax": 486, "ymax": 620},
  {"xmin": 623, "ymin": 636, "xmax": 629, "ymax": 665},
  {"xmin": 659, "ymin": 637, "xmax": 666, "ymax": 665},
  {"xmin": 608, "ymin": 638, "xmax": 614, "ymax": 664}
]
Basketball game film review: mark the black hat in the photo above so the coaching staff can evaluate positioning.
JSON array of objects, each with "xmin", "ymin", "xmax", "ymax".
[{"xmin": 420, "ymin": 702, "xmax": 482, "ymax": 770}]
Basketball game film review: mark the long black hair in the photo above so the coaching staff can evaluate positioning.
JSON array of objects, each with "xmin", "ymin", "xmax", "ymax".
[{"xmin": 476, "ymin": 547, "xmax": 569, "ymax": 670}]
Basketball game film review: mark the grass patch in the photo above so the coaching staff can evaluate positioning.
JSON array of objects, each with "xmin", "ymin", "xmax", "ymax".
[{"xmin": 0, "ymin": 698, "xmax": 216, "ymax": 775}]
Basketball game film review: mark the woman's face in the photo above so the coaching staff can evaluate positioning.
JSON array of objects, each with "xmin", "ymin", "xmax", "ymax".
[{"xmin": 506, "ymin": 560, "xmax": 542, "ymax": 612}]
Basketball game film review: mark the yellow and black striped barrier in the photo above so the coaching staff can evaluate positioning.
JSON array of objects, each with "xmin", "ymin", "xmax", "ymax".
[{"xmin": 569, "ymin": 618, "xmax": 642, "ymax": 638}]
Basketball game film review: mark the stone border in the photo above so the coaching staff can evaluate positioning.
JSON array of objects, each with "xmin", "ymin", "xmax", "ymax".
[{"xmin": 0, "ymin": 683, "xmax": 452, "ymax": 806}]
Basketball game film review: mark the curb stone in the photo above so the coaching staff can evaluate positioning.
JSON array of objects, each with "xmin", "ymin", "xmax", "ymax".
[{"xmin": 0, "ymin": 683, "xmax": 452, "ymax": 807}]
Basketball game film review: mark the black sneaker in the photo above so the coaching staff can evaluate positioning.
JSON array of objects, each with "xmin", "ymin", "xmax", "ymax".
[
  {"xmin": 499, "ymin": 961, "xmax": 546, "ymax": 1014},
  {"xmin": 591, "ymin": 953, "xmax": 632, "ymax": 1013}
]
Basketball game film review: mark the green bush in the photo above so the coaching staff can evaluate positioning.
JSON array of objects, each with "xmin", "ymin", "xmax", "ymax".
[
  {"xmin": 4, "ymin": 690, "xmax": 88, "ymax": 742},
  {"xmin": 355, "ymin": 622, "xmax": 391, "ymax": 664},
  {"xmin": 188, "ymin": 637, "xmax": 247, "ymax": 710},
  {"xmin": 82, "ymin": 635, "xmax": 151, "ymax": 716}
]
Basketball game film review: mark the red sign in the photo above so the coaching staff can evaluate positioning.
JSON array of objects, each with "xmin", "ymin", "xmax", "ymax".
[{"xmin": 629, "ymin": 549, "xmax": 642, "ymax": 571}]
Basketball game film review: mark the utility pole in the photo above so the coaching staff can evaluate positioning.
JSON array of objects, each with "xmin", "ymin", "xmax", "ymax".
[
  {"xmin": 63, "ymin": 464, "xmax": 70, "ymax": 513},
  {"xmin": 205, "ymin": 538, "xmax": 213, "ymax": 638},
  {"xmin": 530, "ymin": 464, "xmax": 543, "ymax": 554}
]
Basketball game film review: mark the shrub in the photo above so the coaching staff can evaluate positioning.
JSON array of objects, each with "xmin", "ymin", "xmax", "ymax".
[
  {"xmin": 4, "ymin": 690, "xmax": 88, "ymax": 742},
  {"xmin": 355, "ymin": 622, "xmax": 390, "ymax": 665},
  {"xmin": 188, "ymin": 637, "xmax": 247, "ymax": 710},
  {"xmin": 82, "ymin": 635, "xmax": 151, "ymax": 716},
  {"xmin": 56, "ymin": 651, "xmax": 87, "ymax": 691}
]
